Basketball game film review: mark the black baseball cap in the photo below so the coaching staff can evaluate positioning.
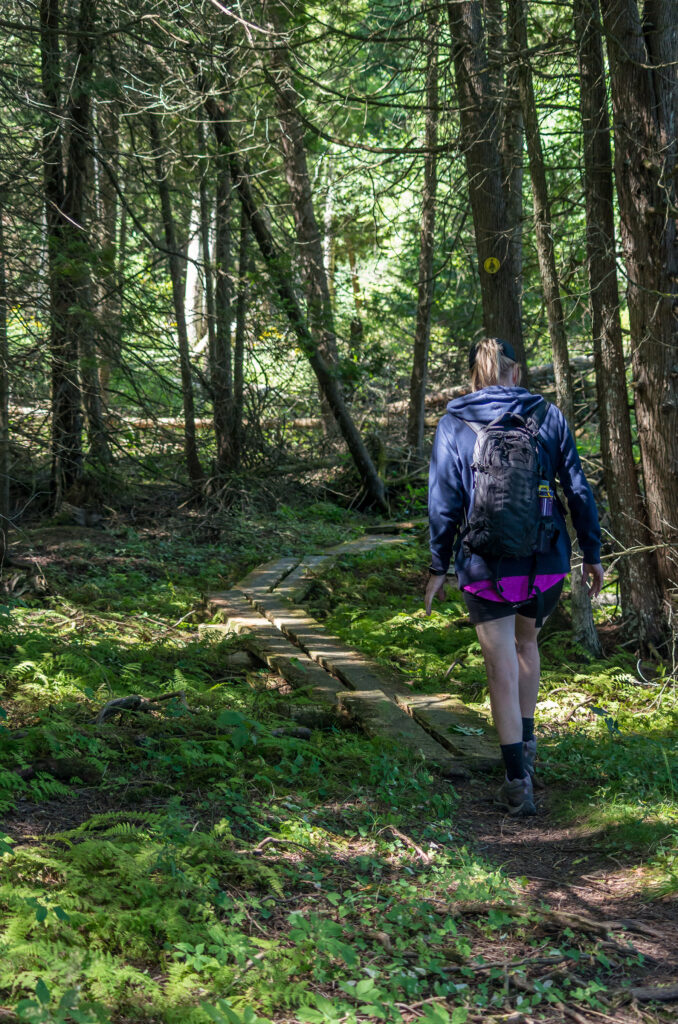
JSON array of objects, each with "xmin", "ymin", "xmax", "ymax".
[{"xmin": 468, "ymin": 338, "xmax": 517, "ymax": 370}]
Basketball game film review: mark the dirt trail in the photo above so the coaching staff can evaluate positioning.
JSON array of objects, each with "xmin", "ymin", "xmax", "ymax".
[
  {"xmin": 208, "ymin": 533, "xmax": 678, "ymax": 1016},
  {"xmin": 456, "ymin": 775, "xmax": 678, "ymax": 996}
]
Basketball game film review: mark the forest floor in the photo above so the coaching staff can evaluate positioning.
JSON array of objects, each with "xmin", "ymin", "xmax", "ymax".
[{"xmin": 0, "ymin": 488, "xmax": 675, "ymax": 1024}]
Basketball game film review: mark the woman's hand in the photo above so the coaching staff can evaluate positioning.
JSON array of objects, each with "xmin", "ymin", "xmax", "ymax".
[
  {"xmin": 582, "ymin": 562, "xmax": 604, "ymax": 598},
  {"xmin": 425, "ymin": 573, "xmax": 447, "ymax": 615}
]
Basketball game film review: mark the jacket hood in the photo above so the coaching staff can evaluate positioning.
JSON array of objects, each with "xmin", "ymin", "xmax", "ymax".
[{"xmin": 446, "ymin": 386, "xmax": 546, "ymax": 424}]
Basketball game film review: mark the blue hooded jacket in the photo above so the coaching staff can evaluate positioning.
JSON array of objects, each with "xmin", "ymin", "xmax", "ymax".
[{"xmin": 429, "ymin": 386, "xmax": 601, "ymax": 587}]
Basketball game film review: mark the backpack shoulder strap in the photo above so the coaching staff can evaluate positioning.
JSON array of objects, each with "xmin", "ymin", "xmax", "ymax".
[
  {"xmin": 525, "ymin": 398, "xmax": 550, "ymax": 436},
  {"xmin": 446, "ymin": 413, "xmax": 483, "ymax": 436}
]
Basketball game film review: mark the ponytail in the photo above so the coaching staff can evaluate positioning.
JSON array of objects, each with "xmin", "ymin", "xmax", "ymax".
[{"xmin": 469, "ymin": 337, "xmax": 521, "ymax": 391}]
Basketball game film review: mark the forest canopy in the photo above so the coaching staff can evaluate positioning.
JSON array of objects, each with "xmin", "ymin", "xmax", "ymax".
[{"xmin": 0, "ymin": 0, "xmax": 676, "ymax": 642}]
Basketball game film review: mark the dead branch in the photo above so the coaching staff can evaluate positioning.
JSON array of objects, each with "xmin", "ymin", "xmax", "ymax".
[
  {"xmin": 92, "ymin": 689, "xmax": 187, "ymax": 724},
  {"xmin": 628, "ymin": 983, "xmax": 678, "ymax": 1003}
]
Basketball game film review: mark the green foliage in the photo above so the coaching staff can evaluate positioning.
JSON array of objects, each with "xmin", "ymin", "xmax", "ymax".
[
  {"xmin": 302, "ymin": 540, "xmax": 678, "ymax": 884},
  {"xmin": 0, "ymin": 514, "xmax": 671, "ymax": 1022}
]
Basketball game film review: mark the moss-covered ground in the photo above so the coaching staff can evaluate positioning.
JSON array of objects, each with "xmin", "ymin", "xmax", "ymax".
[{"xmin": 0, "ymin": 498, "xmax": 675, "ymax": 1023}]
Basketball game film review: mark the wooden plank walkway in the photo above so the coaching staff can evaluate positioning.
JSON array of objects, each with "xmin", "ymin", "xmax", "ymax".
[{"xmin": 207, "ymin": 528, "xmax": 498, "ymax": 780}]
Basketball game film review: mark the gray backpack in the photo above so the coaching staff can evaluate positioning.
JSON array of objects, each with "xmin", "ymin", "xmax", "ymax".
[{"xmin": 457, "ymin": 400, "xmax": 555, "ymax": 561}]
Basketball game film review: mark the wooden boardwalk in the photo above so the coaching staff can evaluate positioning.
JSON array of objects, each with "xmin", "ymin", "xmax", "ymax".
[{"xmin": 208, "ymin": 530, "xmax": 498, "ymax": 782}]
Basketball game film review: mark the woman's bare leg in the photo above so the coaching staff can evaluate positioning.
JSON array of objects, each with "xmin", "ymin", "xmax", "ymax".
[
  {"xmin": 515, "ymin": 614, "xmax": 542, "ymax": 719},
  {"xmin": 474, "ymin": 615, "xmax": 521, "ymax": 745}
]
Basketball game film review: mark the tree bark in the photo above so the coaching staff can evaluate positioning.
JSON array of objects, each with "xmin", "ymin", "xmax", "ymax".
[
  {"xmin": 148, "ymin": 113, "xmax": 203, "ymax": 489},
  {"xmin": 197, "ymin": 118, "xmax": 218, "ymax": 394},
  {"xmin": 264, "ymin": 0, "xmax": 340, "ymax": 426},
  {"xmin": 407, "ymin": 1, "xmax": 439, "ymax": 458},
  {"xmin": 66, "ymin": 0, "xmax": 109, "ymax": 467},
  {"xmin": 496, "ymin": 0, "xmax": 523, "ymax": 305},
  {"xmin": 209, "ymin": 106, "xmax": 235, "ymax": 474},
  {"xmin": 94, "ymin": 94, "xmax": 123, "ymax": 411},
  {"xmin": 40, "ymin": 0, "xmax": 84, "ymax": 506},
  {"xmin": 226, "ymin": 152, "xmax": 387, "ymax": 510},
  {"xmin": 574, "ymin": 0, "xmax": 667, "ymax": 649},
  {"xmin": 600, "ymin": 0, "xmax": 678, "ymax": 596},
  {"xmin": 232, "ymin": 199, "xmax": 249, "ymax": 470},
  {"xmin": 510, "ymin": 0, "xmax": 601, "ymax": 655},
  {"xmin": 446, "ymin": 0, "xmax": 525, "ymax": 368},
  {"xmin": 0, "ymin": 198, "xmax": 10, "ymax": 562},
  {"xmin": 184, "ymin": 199, "xmax": 204, "ymax": 349}
]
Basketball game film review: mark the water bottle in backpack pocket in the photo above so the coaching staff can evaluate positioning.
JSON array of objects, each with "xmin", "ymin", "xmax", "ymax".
[{"xmin": 536, "ymin": 481, "xmax": 557, "ymax": 553}]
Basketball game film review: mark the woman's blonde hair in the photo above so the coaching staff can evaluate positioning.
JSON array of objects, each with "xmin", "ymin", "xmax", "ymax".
[{"xmin": 469, "ymin": 337, "xmax": 521, "ymax": 391}]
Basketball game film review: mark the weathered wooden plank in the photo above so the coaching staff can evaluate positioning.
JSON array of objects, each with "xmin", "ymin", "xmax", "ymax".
[
  {"xmin": 364, "ymin": 519, "xmax": 427, "ymax": 534},
  {"xmin": 273, "ymin": 555, "xmax": 331, "ymax": 601},
  {"xmin": 233, "ymin": 557, "xmax": 300, "ymax": 595},
  {"xmin": 396, "ymin": 694, "xmax": 499, "ymax": 767},
  {"xmin": 240, "ymin": 590, "xmax": 408, "ymax": 695},
  {"xmin": 325, "ymin": 535, "xmax": 410, "ymax": 555},
  {"xmin": 338, "ymin": 691, "xmax": 471, "ymax": 779},
  {"xmin": 207, "ymin": 590, "xmax": 345, "ymax": 703}
]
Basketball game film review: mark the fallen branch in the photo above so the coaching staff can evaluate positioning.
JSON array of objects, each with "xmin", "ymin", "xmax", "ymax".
[
  {"xmin": 92, "ymin": 690, "xmax": 187, "ymax": 724},
  {"xmin": 629, "ymin": 983, "xmax": 678, "ymax": 1003}
]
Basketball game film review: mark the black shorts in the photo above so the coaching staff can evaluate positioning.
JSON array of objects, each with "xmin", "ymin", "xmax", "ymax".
[{"xmin": 462, "ymin": 579, "xmax": 564, "ymax": 625}]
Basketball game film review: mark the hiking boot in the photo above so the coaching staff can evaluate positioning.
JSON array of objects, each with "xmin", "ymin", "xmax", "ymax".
[
  {"xmin": 523, "ymin": 738, "xmax": 546, "ymax": 790},
  {"xmin": 497, "ymin": 773, "xmax": 537, "ymax": 816}
]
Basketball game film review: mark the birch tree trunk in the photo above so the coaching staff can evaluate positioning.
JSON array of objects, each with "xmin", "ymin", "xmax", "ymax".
[
  {"xmin": 406, "ymin": 1, "xmax": 439, "ymax": 459},
  {"xmin": 148, "ymin": 113, "xmax": 203, "ymax": 489},
  {"xmin": 510, "ymin": 0, "xmax": 601, "ymax": 655},
  {"xmin": 574, "ymin": 0, "xmax": 667, "ymax": 649}
]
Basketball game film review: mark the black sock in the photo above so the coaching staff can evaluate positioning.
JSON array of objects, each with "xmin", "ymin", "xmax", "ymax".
[
  {"xmin": 522, "ymin": 717, "xmax": 534, "ymax": 743},
  {"xmin": 500, "ymin": 742, "xmax": 524, "ymax": 781}
]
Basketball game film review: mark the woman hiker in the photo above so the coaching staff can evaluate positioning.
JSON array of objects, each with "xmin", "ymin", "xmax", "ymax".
[{"xmin": 425, "ymin": 337, "xmax": 604, "ymax": 816}]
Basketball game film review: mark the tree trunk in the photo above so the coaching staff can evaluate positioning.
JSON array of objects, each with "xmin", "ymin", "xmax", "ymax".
[
  {"xmin": 227, "ymin": 153, "xmax": 387, "ymax": 510},
  {"xmin": 574, "ymin": 0, "xmax": 667, "ymax": 649},
  {"xmin": 323, "ymin": 161, "xmax": 336, "ymax": 307},
  {"xmin": 197, "ymin": 118, "xmax": 218, "ymax": 392},
  {"xmin": 184, "ymin": 200, "xmax": 204, "ymax": 349},
  {"xmin": 497, "ymin": 0, "xmax": 524, "ymax": 307},
  {"xmin": 94, "ymin": 96, "xmax": 123, "ymax": 411},
  {"xmin": 66, "ymin": 0, "xmax": 109, "ymax": 467},
  {"xmin": 446, "ymin": 0, "xmax": 525, "ymax": 368},
  {"xmin": 148, "ymin": 113, "xmax": 203, "ymax": 489},
  {"xmin": 407, "ymin": 1, "xmax": 439, "ymax": 459},
  {"xmin": 0, "ymin": 199, "xmax": 10, "ymax": 562},
  {"xmin": 232, "ymin": 200, "xmax": 249, "ymax": 470},
  {"xmin": 209, "ymin": 106, "xmax": 235, "ymax": 474},
  {"xmin": 510, "ymin": 0, "xmax": 601, "ymax": 655},
  {"xmin": 40, "ymin": 0, "xmax": 84, "ymax": 507},
  {"xmin": 265, "ymin": 0, "xmax": 340, "ymax": 426},
  {"xmin": 601, "ymin": 0, "xmax": 678, "ymax": 597}
]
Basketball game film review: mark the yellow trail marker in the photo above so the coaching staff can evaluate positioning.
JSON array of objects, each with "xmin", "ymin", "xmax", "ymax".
[{"xmin": 483, "ymin": 256, "xmax": 501, "ymax": 274}]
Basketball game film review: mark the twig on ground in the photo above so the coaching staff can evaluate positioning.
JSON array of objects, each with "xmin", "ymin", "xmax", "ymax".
[
  {"xmin": 379, "ymin": 825, "xmax": 432, "ymax": 864},
  {"xmin": 558, "ymin": 696, "xmax": 599, "ymax": 724}
]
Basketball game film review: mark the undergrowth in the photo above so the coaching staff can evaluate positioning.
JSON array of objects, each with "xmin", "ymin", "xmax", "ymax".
[
  {"xmin": 0, "ymin": 506, "xmax": 673, "ymax": 1022},
  {"xmin": 301, "ymin": 540, "xmax": 678, "ymax": 892}
]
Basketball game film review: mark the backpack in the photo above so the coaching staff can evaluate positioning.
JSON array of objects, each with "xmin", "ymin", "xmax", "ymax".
[{"xmin": 457, "ymin": 400, "xmax": 556, "ymax": 562}]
